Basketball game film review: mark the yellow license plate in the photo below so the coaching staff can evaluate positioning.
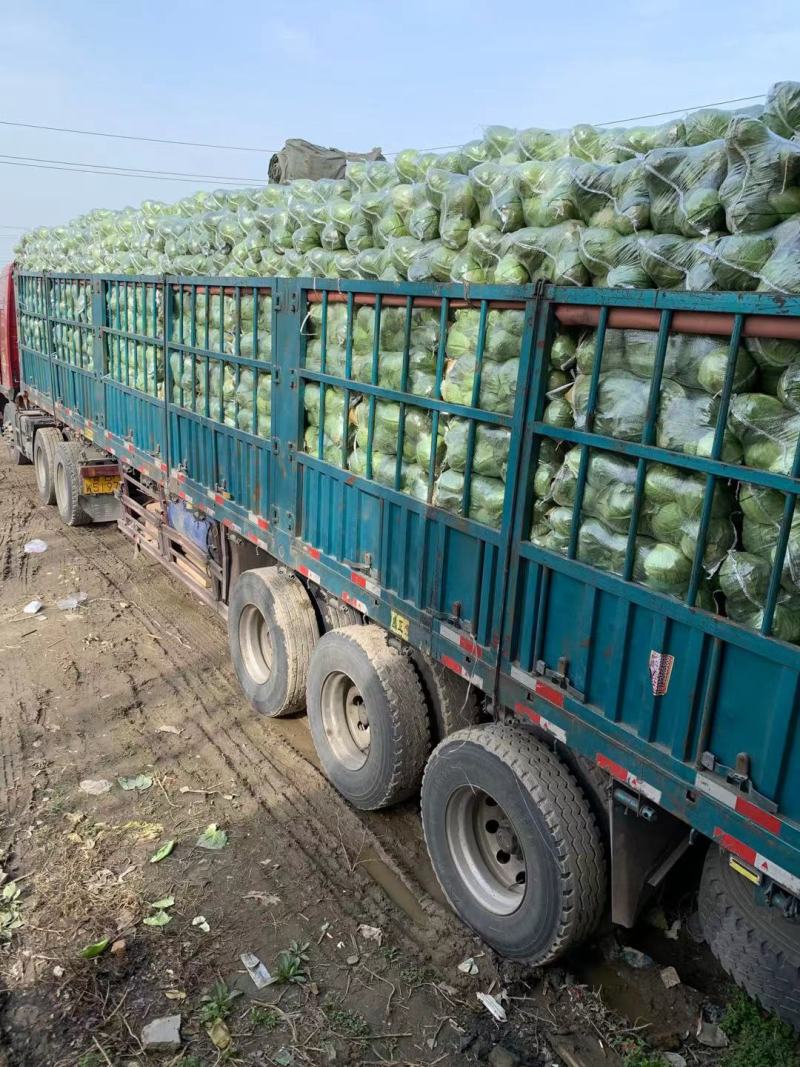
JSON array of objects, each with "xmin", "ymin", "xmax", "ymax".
[{"xmin": 82, "ymin": 475, "xmax": 120, "ymax": 495}]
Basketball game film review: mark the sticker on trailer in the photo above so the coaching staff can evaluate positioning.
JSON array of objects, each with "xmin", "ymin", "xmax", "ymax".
[
  {"xmin": 297, "ymin": 564, "xmax": 320, "ymax": 585},
  {"xmin": 390, "ymin": 610, "xmax": 410, "ymax": 641},
  {"xmin": 649, "ymin": 650, "xmax": 674, "ymax": 696}
]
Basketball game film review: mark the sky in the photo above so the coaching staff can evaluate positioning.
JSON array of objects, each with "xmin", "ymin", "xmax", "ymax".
[{"xmin": 0, "ymin": 0, "xmax": 798, "ymax": 260}]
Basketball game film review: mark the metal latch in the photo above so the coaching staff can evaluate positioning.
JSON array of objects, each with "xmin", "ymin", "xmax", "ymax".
[
  {"xmin": 699, "ymin": 750, "xmax": 779, "ymax": 814},
  {"xmin": 270, "ymin": 437, "xmax": 280, "ymax": 455},
  {"xmin": 534, "ymin": 655, "xmax": 585, "ymax": 702}
]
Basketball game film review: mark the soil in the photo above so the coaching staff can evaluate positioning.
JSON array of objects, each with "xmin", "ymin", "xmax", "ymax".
[{"xmin": 0, "ymin": 448, "xmax": 735, "ymax": 1067}]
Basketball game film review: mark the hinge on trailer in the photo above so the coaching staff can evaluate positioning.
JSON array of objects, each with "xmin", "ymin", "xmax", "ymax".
[
  {"xmin": 273, "ymin": 294, "xmax": 282, "ymax": 312},
  {"xmin": 534, "ymin": 655, "xmax": 585, "ymax": 702},
  {"xmin": 270, "ymin": 437, "xmax": 280, "ymax": 456},
  {"xmin": 699, "ymin": 750, "xmax": 779, "ymax": 814}
]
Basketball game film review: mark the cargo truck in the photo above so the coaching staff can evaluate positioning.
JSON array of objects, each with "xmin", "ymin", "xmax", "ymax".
[{"xmin": 1, "ymin": 264, "xmax": 799, "ymax": 1027}]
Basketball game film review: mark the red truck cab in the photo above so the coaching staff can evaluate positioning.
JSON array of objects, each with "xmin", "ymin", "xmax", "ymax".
[{"xmin": 0, "ymin": 262, "xmax": 19, "ymax": 400}]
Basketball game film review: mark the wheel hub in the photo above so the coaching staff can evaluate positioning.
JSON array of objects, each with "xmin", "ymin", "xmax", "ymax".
[
  {"xmin": 445, "ymin": 788, "xmax": 527, "ymax": 915},
  {"xmin": 320, "ymin": 670, "xmax": 370, "ymax": 770}
]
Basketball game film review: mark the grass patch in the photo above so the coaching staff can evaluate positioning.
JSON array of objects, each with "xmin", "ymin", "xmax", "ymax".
[
  {"xmin": 720, "ymin": 993, "xmax": 799, "ymax": 1067},
  {"xmin": 250, "ymin": 1005, "xmax": 280, "ymax": 1032},
  {"xmin": 323, "ymin": 997, "xmax": 371, "ymax": 1039}
]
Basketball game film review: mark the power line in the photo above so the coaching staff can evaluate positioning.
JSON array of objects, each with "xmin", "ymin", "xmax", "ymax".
[
  {"xmin": 0, "ymin": 159, "xmax": 259, "ymax": 186},
  {"xmin": 0, "ymin": 153, "xmax": 262, "ymax": 183},
  {"xmin": 0, "ymin": 118, "xmax": 274, "ymax": 153},
  {"xmin": 596, "ymin": 93, "xmax": 765, "ymax": 127}
]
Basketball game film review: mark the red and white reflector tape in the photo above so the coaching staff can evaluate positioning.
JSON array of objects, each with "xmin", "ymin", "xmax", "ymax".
[
  {"xmin": 297, "ymin": 564, "xmax": 321, "ymax": 585},
  {"xmin": 440, "ymin": 654, "xmax": 483, "ymax": 691},
  {"xmin": 350, "ymin": 571, "xmax": 380, "ymax": 597},
  {"xmin": 341, "ymin": 590, "xmax": 368, "ymax": 615},
  {"xmin": 515, "ymin": 702, "xmax": 567, "ymax": 743},
  {"xmin": 696, "ymin": 774, "xmax": 782, "ymax": 836},
  {"xmin": 439, "ymin": 622, "xmax": 482, "ymax": 658},
  {"xmin": 714, "ymin": 829, "xmax": 800, "ymax": 897},
  {"xmin": 596, "ymin": 753, "xmax": 663, "ymax": 805}
]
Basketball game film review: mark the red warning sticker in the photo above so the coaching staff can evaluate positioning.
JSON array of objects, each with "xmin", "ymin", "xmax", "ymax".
[{"xmin": 649, "ymin": 650, "xmax": 674, "ymax": 696}]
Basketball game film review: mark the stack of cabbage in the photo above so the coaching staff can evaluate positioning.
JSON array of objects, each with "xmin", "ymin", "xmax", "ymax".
[{"xmin": 166, "ymin": 289, "xmax": 272, "ymax": 433}]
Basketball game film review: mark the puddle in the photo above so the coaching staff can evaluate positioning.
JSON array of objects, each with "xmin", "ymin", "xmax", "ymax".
[{"xmin": 359, "ymin": 845, "xmax": 431, "ymax": 928}]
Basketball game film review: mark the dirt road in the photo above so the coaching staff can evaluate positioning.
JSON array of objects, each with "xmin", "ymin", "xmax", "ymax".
[{"xmin": 0, "ymin": 450, "xmax": 744, "ymax": 1067}]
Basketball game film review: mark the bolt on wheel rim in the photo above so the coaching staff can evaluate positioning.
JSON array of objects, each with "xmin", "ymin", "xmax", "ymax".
[
  {"xmin": 445, "ymin": 787, "xmax": 527, "ymax": 915},
  {"xmin": 320, "ymin": 670, "xmax": 370, "ymax": 770},
  {"xmin": 239, "ymin": 603, "xmax": 273, "ymax": 685}
]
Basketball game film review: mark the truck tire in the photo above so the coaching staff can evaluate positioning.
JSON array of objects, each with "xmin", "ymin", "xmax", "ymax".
[
  {"xmin": 33, "ymin": 428, "xmax": 62, "ymax": 505},
  {"xmin": 421, "ymin": 724, "xmax": 607, "ymax": 964},
  {"xmin": 3, "ymin": 403, "xmax": 30, "ymax": 466},
  {"xmin": 306, "ymin": 625, "xmax": 431, "ymax": 810},
  {"xmin": 228, "ymin": 567, "xmax": 319, "ymax": 717},
  {"xmin": 54, "ymin": 441, "xmax": 90, "ymax": 526},
  {"xmin": 699, "ymin": 845, "xmax": 800, "ymax": 1030},
  {"xmin": 314, "ymin": 595, "xmax": 363, "ymax": 634},
  {"xmin": 411, "ymin": 649, "xmax": 482, "ymax": 743}
]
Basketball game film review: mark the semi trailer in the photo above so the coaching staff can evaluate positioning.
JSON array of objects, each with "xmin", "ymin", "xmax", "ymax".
[{"xmin": 1, "ymin": 264, "xmax": 799, "ymax": 1027}]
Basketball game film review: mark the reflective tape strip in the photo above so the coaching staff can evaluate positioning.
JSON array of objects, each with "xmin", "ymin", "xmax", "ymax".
[
  {"xmin": 246, "ymin": 512, "xmax": 269, "ymax": 531},
  {"xmin": 597, "ymin": 753, "xmax": 662, "ymax": 805},
  {"xmin": 341, "ymin": 590, "xmax": 368, "ymax": 615},
  {"xmin": 126, "ymin": 443, "xmax": 134, "ymax": 453},
  {"xmin": 510, "ymin": 664, "xmax": 535, "ymax": 688},
  {"xmin": 350, "ymin": 572, "xmax": 380, "ymax": 597},
  {"xmin": 160, "ymin": 462, "xmax": 168, "ymax": 473},
  {"xmin": 440, "ymin": 654, "xmax": 483, "ymax": 690},
  {"xmin": 533, "ymin": 679, "xmax": 565, "ymax": 709},
  {"xmin": 298, "ymin": 565, "xmax": 320, "ymax": 585},
  {"xmin": 307, "ymin": 547, "xmax": 321, "ymax": 561},
  {"xmin": 223, "ymin": 519, "xmax": 241, "ymax": 534},
  {"xmin": 697, "ymin": 774, "xmax": 782, "ymax": 836},
  {"xmin": 515, "ymin": 702, "xmax": 567, "ymax": 743},
  {"xmin": 439, "ymin": 622, "xmax": 481, "ymax": 658},
  {"xmin": 214, "ymin": 493, "xmax": 225, "ymax": 506},
  {"xmin": 714, "ymin": 829, "xmax": 800, "ymax": 897}
]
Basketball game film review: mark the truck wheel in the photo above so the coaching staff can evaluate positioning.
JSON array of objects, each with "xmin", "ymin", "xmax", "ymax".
[
  {"xmin": 314, "ymin": 595, "xmax": 363, "ymax": 634},
  {"xmin": 228, "ymin": 567, "xmax": 319, "ymax": 717},
  {"xmin": 411, "ymin": 649, "xmax": 482, "ymax": 742},
  {"xmin": 421, "ymin": 724, "xmax": 607, "ymax": 964},
  {"xmin": 699, "ymin": 845, "xmax": 800, "ymax": 1030},
  {"xmin": 33, "ymin": 428, "xmax": 62, "ymax": 505},
  {"xmin": 306, "ymin": 625, "xmax": 431, "ymax": 810},
  {"xmin": 3, "ymin": 403, "xmax": 30, "ymax": 466},
  {"xmin": 54, "ymin": 442, "xmax": 90, "ymax": 526}
]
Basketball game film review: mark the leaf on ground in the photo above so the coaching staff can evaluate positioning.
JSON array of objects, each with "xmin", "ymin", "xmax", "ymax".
[
  {"xmin": 80, "ymin": 937, "xmax": 110, "ymax": 959},
  {"xmin": 196, "ymin": 824, "xmax": 228, "ymax": 850},
  {"xmin": 149, "ymin": 896, "xmax": 175, "ymax": 910},
  {"xmin": 191, "ymin": 915, "xmax": 210, "ymax": 933},
  {"xmin": 149, "ymin": 840, "xmax": 175, "ymax": 864},
  {"xmin": 1, "ymin": 882, "xmax": 19, "ymax": 902},
  {"xmin": 143, "ymin": 910, "xmax": 172, "ymax": 927},
  {"xmin": 243, "ymin": 891, "xmax": 281, "ymax": 906},
  {"xmin": 122, "ymin": 820, "xmax": 163, "ymax": 841},
  {"xmin": 118, "ymin": 774, "xmax": 153, "ymax": 791},
  {"xmin": 80, "ymin": 779, "xmax": 112, "ymax": 796},
  {"xmin": 165, "ymin": 989, "xmax": 186, "ymax": 1000},
  {"xmin": 157, "ymin": 724, "xmax": 181, "ymax": 735},
  {"xmin": 207, "ymin": 1018, "xmax": 231, "ymax": 1050}
]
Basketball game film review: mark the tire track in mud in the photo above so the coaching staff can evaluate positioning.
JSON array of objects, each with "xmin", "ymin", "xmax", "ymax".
[{"xmin": 56, "ymin": 520, "xmax": 469, "ymax": 959}]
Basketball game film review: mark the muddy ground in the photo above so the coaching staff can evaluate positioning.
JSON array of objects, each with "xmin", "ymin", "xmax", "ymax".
[{"xmin": 0, "ymin": 448, "xmax": 750, "ymax": 1067}]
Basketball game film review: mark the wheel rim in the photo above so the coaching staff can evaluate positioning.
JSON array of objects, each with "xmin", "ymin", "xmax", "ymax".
[
  {"xmin": 445, "ymin": 787, "xmax": 527, "ymax": 915},
  {"xmin": 320, "ymin": 670, "xmax": 370, "ymax": 770},
  {"xmin": 238, "ymin": 603, "xmax": 273, "ymax": 685},
  {"xmin": 55, "ymin": 462, "xmax": 67, "ymax": 509},
  {"xmin": 35, "ymin": 446, "xmax": 47, "ymax": 492}
]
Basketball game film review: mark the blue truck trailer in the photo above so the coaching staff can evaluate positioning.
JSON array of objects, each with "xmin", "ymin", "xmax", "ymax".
[{"xmin": 2, "ymin": 267, "xmax": 799, "ymax": 1026}]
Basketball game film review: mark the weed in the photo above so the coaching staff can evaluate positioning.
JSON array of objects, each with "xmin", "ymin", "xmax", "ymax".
[
  {"xmin": 399, "ymin": 962, "xmax": 435, "ymax": 989},
  {"xmin": 621, "ymin": 1045, "xmax": 666, "ymax": 1067},
  {"xmin": 323, "ymin": 996, "xmax": 371, "ymax": 1039},
  {"xmin": 179, "ymin": 1057, "xmax": 207, "ymax": 1067},
  {"xmin": 250, "ymin": 1005, "xmax": 279, "ymax": 1032},
  {"xmin": 274, "ymin": 940, "xmax": 310, "ymax": 985},
  {"xmin": 381, "ymin": 945, "xmax": 400, "ymax": 964},
  {"xmin": 76, "ymin": 1055, "xmax": 104, "ymax": 1067},
  {"xmin": 198, "ymin": 980, "xmax": 242, "ymax": 1025},
  {"xmin": 720, "ymin": 993, "xmax": 799, "ymax": 1067}
]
